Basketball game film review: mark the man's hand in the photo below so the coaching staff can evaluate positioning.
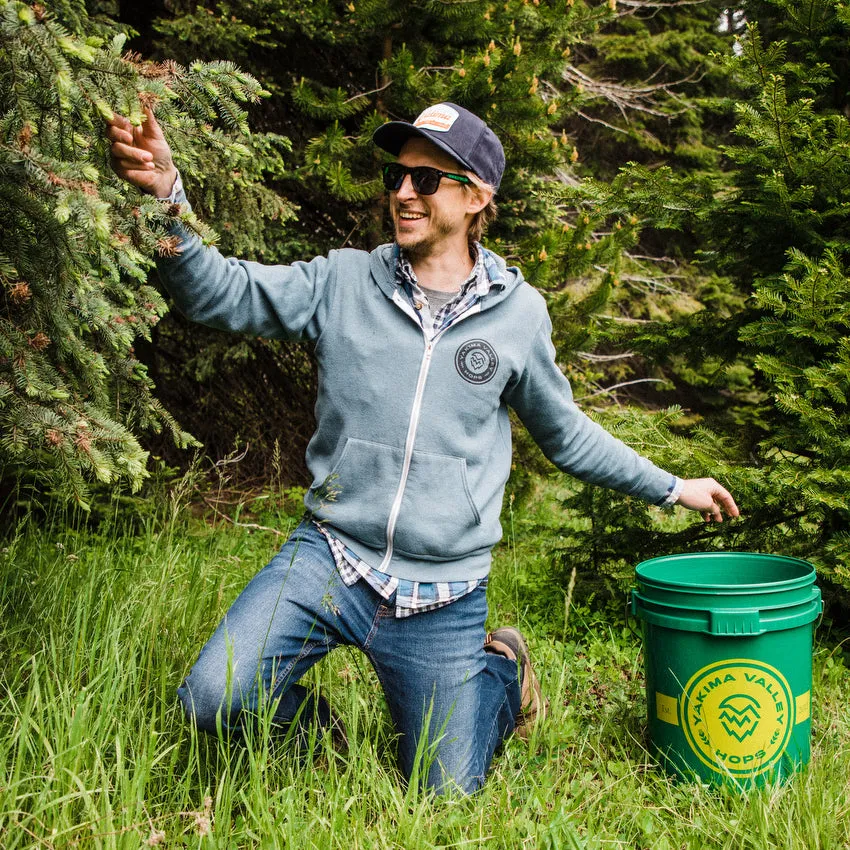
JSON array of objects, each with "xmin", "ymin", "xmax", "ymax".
[
  {"xmin": 106, "ymin": 107, "xmax": 177, "ymax": 198},
  {"xmin": 677, "ymin": 478, "xmax": 739, "ymax": 523}
]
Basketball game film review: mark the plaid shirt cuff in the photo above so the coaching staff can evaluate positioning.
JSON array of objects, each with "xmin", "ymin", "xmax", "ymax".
[
  {"xmin": 157, "ymin": 170, "xmax": 183, "ymax": 203},
  {"xmin": 655, "ymin": 476, "xmax": 684, "ymax": 507}
]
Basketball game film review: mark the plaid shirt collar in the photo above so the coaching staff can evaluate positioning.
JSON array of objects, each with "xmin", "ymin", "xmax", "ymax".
[
  {"xmin": 394, "ymin": 243, "xmax": 502, "ymax": 336},
  {"xmin": 396, "ymin": 244, "xmax": 490, "ymax": 297}
]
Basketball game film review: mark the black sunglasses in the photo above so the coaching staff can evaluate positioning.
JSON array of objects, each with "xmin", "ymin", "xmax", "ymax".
[{"xmin": 381, "ymin": 163, "xmax": 472, "ymax": 195}]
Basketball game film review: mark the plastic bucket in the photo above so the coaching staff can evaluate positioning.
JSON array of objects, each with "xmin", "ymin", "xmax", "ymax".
[{"xmin": 630, "ymin": 552, "xmax": 822, "ymax": 788}]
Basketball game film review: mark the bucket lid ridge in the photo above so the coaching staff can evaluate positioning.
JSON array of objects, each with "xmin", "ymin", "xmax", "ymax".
[{"xmin": 635, "ymin": 551, "xmax": 816, "ymax": 593}]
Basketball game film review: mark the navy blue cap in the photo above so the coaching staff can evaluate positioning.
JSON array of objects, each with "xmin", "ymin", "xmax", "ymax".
[{"xmin": 373, "ymin": 103, "xmax": 505, "ymax": 190}]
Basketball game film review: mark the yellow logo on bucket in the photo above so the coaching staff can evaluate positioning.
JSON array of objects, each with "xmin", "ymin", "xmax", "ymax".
[{"xmin": 680, "ymin": 659, "xmax": 794, "ymax": 776}]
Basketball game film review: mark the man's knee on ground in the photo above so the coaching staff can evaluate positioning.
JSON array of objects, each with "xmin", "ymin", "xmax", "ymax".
[{"xmin": 177, "ymin": 675, "xmax": 241, "ymax": 734}]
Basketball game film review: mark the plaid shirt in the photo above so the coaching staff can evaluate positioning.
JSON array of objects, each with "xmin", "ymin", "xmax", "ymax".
[
  {"xmin": 397, "ymin": 245, "xmax": 491, "ymax": 339},
  {"xmin": 315, "ymin": 521, "xmax": 484, "ymax": 618},
  {"xmin": 315, "ymin": 244, "xmax": 498, "ymax": 618}
]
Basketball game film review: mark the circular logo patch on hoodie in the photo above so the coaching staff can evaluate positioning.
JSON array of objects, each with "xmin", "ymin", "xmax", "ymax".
[{"xmin": 455, "ymin": 339, "xmax": 498, "ymax": 384}]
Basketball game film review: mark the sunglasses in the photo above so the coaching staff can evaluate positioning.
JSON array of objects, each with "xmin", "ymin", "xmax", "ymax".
[{"xmin": 381, "ymin": 163, "xmax": 472, "ymax": 195}]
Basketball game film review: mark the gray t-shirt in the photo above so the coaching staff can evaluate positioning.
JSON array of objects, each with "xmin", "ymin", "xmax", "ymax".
[{"xmin": 419, "ymin": 285, "xmax": 460, "ymax": 320}]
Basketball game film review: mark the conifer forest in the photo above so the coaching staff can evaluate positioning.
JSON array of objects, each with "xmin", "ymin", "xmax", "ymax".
[{"xmin": 1, "ymin": 0, "xmax": 850, "ymax": 846}]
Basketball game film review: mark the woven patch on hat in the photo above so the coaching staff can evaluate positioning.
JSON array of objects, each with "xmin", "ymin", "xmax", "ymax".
[{"xmin": 414, "ymin": 104, "xmax": 460, "ymax": 133}]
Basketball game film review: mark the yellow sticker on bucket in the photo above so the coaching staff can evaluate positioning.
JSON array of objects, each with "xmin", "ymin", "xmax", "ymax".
[
  {"xmin": 795, "ymin": 691, "xmax": 810, "ymax": 724},
  {"xmin": 679, "ymin": 659, "xmax": 795, "ymax": 777},
  {"xmin": 656, "ymin": 692, "xmax": 679, "ymax": 725}
]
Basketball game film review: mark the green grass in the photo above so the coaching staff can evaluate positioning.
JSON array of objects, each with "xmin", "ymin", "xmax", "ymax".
[{"xmin": 1, "ymin": 501, "xmax": 849, "ymax": 849}]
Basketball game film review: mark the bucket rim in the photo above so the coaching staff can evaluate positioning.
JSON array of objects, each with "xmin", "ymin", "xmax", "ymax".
[{"xmin": 635, "ymin": 550, "xmax": 817, "ymax": 591}]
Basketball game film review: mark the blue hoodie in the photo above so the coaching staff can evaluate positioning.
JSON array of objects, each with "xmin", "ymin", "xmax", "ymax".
[{"xmin": 157, "ymin": 209, "xmax": 674, "ymax": 582}]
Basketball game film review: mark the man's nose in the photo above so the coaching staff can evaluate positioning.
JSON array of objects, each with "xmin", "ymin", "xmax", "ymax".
[{"xmin": 395, "ymin": 173, "xmax": 418, "ymax": 200}]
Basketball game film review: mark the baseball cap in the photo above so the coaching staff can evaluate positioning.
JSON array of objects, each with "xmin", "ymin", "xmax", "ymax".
[{"xmin": 372, "ymin": 103, "xmax": 505, "ymax": 190}]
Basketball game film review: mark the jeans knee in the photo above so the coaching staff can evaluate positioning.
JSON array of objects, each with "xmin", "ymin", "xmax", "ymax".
[{"xmin": 177, "ymin": 674, "xmax": 237, "ymax": 734}]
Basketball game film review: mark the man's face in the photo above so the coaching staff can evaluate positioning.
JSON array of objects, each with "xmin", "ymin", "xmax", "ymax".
[{"xmin": 389, "ymin": 137, "xmax": 481, "ymax": 259}]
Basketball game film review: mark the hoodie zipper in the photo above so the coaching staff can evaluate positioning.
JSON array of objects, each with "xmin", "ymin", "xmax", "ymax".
[
  {"xmin": 379, "ymin": 294, "xmax": 481, "ymax": 571},
  {"xmin": 379, "ymin": 336, "xmax": 433, "ymax": 571}
]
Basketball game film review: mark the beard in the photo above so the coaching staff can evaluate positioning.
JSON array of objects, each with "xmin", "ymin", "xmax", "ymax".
[{"xmin": 392, "ymin": 207, "xmax": 456, "ymax": 261}]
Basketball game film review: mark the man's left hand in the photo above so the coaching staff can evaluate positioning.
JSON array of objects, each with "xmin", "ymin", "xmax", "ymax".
[{"xmin": 677, "ymin": 478, "xmax": 739, "ymax": 523}]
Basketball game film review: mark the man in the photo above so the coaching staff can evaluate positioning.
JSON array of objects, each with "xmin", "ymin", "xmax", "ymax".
[{"xmin": 107, "ymin": 102, "xmax": 738, "ymax": 795}]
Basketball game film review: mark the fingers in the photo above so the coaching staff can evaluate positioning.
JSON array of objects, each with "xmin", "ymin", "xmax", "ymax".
[
  {"xmin": 109, "ymin": 140, "xmax": 155, "ymax": 170},
  {"xmin": 716, "ymin": 487, "xmax": 740, "ymax": 519},
  {"xmin": 140, "ymin": 106, "xmax": 165, "ymax": 140},
  {"xmin": 106, "ymin": 115, "xmax": 147, "ymax": 171},
  {"xmin": 702, "ymin": 494, "xmax": 722, "ymax": 523},
  {"xmin": 704, "ymin": 481, "xmax": 738, "ymax": 522},
  {"xmin": 106, "ymin": 109, "xmax": 173, "ymax": 192},
  {"xmin": 106, "ymin": 111, "xmax": 131, "ymax": 130},
  {"xmin": 105, "ymin": 108, "xmax": 162, "ymax": 147},
  {"xmin": 678, "ymin": 477, "xmax": 740, "ymax": 523},
  {"xmin": 105, "ymin": 118, "xmax": 133, "ymax": 146}
]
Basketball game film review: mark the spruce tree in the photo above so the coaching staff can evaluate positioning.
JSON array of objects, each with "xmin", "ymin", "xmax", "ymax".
[
  {"xmin": 718, "ymin": 1, "xmax": 850, "ymax": 590},
  {"xmin": 0, "ymin": 0, "xmax": 289, "ymax": 508},
  {"xmin": 546, "ymin": 0, "xmax": 850, "ymax": 595}
]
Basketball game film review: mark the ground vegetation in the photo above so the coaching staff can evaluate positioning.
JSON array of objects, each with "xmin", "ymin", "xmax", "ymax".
[{"xmin": 2, "ymin": 2, "xmax": 849, "ymax": 589}]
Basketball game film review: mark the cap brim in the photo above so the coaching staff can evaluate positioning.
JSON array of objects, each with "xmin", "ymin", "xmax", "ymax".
[
  {"xmin": 372, "ymin": 121, "xmax": 422, "ymax": 157},
  {"xmin": 372, "ymin": 121, "xmax": 474, "ymax": 174}
]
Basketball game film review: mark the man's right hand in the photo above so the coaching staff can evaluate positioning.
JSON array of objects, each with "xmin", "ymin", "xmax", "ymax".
[{"xmin": 106, "ymin": 106, "xmax": 177, "ymax": 199}]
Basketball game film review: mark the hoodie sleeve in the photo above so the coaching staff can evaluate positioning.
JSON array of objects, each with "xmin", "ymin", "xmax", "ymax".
[
  {"xmin": 154, "ymin": 186, "xmax": 336, "ymax": 342},
  {"xmin": 503, "ymin": 309, "xmax": 674, "ymax": 504}
]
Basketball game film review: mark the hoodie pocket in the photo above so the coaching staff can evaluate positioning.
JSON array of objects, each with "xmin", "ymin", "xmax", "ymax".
[
  {"xmin": 306, "ymin": 437, "xmax": 402, "ymax": 549},
  {"xmin": 392, "ymin": 449, "xmax": 483, "ymax": 560}
]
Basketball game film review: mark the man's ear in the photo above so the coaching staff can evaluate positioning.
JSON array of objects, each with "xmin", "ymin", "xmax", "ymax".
[{"xmin": 465, "ymin": 185, "xmax": 493, "ymax": 215}]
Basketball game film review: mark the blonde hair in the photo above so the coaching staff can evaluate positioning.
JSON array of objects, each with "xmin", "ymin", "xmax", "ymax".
[{"xmin": 462, "ymin": 172, "xmax": 498, "ymax": 245}]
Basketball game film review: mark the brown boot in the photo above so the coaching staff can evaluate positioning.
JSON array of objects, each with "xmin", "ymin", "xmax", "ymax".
[{"xmin": 484, "ymin": 627, "xmax": 546, "ymax": 739}]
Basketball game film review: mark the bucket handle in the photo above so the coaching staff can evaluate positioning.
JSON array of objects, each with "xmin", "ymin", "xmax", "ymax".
[{"xmin": 630, "ymin": 589, "xmax": 822, "ymax": 636}]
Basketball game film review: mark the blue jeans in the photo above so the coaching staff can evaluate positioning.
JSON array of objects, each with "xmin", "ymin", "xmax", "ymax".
[{"xmin": 177, "ymin": 521, "xmax": 521, "ymax": 794}]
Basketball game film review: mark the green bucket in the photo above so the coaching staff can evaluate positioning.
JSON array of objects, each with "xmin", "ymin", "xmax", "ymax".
[{"xmin": 630, "ymin": 552, "xmax": 822, "ymax": 787}]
